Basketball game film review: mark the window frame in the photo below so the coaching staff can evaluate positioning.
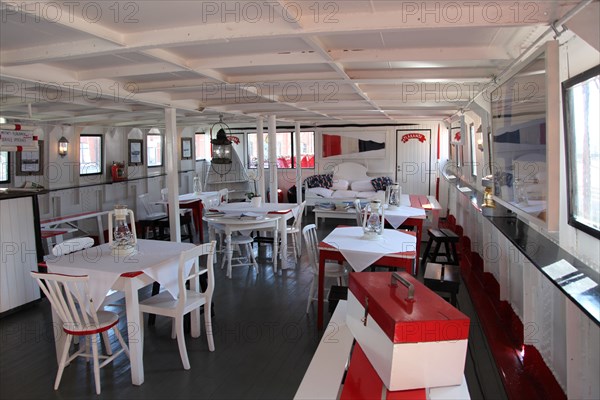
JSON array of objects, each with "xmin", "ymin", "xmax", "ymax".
[
  {"xmin": 562, "ymin": 64, "xmax": 600, "ymax": 239},
  {"xmin": 469, "ymin": 123, "xmax": 477, "ymax": 177},
  {"xmin": 246, "ymin": 131, "xmax": 315, "ymax": 169},
  {"xmin": 195, "ymin": 132, "xmax": 208, "ymax": 161},
  {"xmin": 146, "ymin": 133, "xmax": 163, "ymax": 168},
  {"xmin": 0, "ymin": 151, "xmax": 10, "ymax": 183},
  {"xmin": 79, "ymin": 134, "xmax": 103, "ymax": 176}
]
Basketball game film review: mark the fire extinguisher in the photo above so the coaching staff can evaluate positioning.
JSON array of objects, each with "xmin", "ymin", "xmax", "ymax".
[{"xmin": 111, "ymin": 161, "xmax": 126, "ymax": 181}]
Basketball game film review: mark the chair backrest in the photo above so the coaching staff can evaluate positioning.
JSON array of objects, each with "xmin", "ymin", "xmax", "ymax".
[
  {"xmin": 354, "ymin": 199, "xmax": 363, "ymax": 226},
  {"xmin": 302, "ymin": 224, "xmax": 320, "ymax": 275},
  {"xmin": 218, "ymin": 188, "xmax": 229, "ymax": 205},
  {"xmin": 176, "ymin": 241, "xmax": 216, "ymax": 309},
  {"xmin": 291, "ymin": 201, "xmax": 307, "ymax": 230},
  {"xmin": 52, "ymin": 237, "xmax": 94, "ymax": 257},
  {"xmin": 139, "ymin": 193, "xmax": 158, "ymax": 216},
  {"xmin": 30, "ymin": 271, "xmax": 100, "ymax": 330}
]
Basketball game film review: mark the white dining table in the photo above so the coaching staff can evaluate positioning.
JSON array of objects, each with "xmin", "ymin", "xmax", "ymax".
[
  {"xmin": 203, "ymin": 214, "xmax": 279, "ymax": 277},
  {"xmin": 211, "ymin": 202, "xmax": 301, "ymax": 269},
  {"xmin": 45, "ymin": 239, "xmax": 197, "ymax": 386}
]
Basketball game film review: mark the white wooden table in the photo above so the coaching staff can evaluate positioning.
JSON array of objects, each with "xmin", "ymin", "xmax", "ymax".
[
  {"xmin": 211, "ymin": 202, "xmax": 300, "ymax": 269},
  {"xmin": 45, "ymin": 239, "xmax": 197, "ymax": 386},
  {"xmin": 203, "ymin": 214, "xmax": 280, "ymax": 277}
]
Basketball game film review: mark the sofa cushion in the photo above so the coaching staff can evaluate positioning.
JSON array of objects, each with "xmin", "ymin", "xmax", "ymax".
[
  {"xmin": 371, "ymin": 176, "xmax": 394, "ymax": 191},
  {"xmin": 331, "ymin": 190, "xmax": 359, "ymax": 198},
  {"xmin": 307, "ymin": 187, "xmax": 334, "ymax": 198},
  {"xmin": 351, "ymin": 179, "xmax": 375, "ymax": 192},
  {"xmin": 304, "ymin": 174, "xmax": 333, "ymax": 189},
  {"xmin": 331, "ymin": 178, "xmax": 349, "ymax": 190}
]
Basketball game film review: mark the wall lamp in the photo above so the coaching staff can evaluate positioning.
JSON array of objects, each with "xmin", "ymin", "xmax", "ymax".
[{"xmin": 58, "ymin": 136, "xmax": 69, "ymax": 157}]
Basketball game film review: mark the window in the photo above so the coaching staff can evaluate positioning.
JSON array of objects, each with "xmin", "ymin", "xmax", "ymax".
[
  {"xmin": 469, "ymin": 124, "xmax": 477, "ymax": 177},
  {"xmin": 147, "ymin": 134, "xmax": 163, "ymax": 167},
  {"xmin": 563, "ymin": 65, "xmax": 600, "ymax": 238},
  {"xmin": 80, "ymin": 135, "xmax": 102, "ymax": 175},
  {"xmin": 247, "ymin": 131, "xmax": 314, "ymax": 169},
  {"xmin": 0, "ymin": 151, "xmax": 9, "ymax": 183},
  {"xmin": 195, "ymin": 132, "xmax": 208, "ymax": 160}
]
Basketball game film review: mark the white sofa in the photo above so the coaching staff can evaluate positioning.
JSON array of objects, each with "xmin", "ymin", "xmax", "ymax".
[{"xmin": 304, "ymin": 162, "xmax": 387, "ymax": 207}]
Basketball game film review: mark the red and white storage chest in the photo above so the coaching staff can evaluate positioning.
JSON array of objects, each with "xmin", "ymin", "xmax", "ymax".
[{"xmin": 346, "ymin": 271, "xmax": 470, "ymax": 391}]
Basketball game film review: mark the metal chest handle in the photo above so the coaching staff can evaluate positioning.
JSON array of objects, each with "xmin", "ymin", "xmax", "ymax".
[{"xmin": 391, "ymin": 272, "xmax": 415, "ymax": 302}]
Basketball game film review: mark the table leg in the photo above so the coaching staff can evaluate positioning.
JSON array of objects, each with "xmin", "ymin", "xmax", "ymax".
[
  {"xmin": 124, "ymin": 282, "xmax": 144, "ymax": 386},
  {"xmin": 273, "ymin": 226, "xmax": 279, "ymax": 273},
  {"xmin": 414, "ymin": 219, "xmax": 423, "ymax": 275},
  {"xmin": 279, "ymin": 217, "xmax": 288, "ymax": 269},
  {"xmin": 317, "ymin": 251, "xmax": 326, "ymax": 330},
  {"xmin": 226, "ymin": 231, "xmax": 233, "ymax": 278},
  {"xmin": 96, "ymin": 215, "xmax": 105, "ymax": 244}
]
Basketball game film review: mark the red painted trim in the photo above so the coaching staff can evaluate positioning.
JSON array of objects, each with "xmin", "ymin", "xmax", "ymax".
[
  {"xmin": 63, "ymin": 319, "xmax": 118, "ymax": 335},
  {"xmin": 120, "ymin": 271, "xmax": 143, "ymax": 278},
  {"xmin": 268, "ymin": 209, "xmax": 291, "ymax": 214},
  {"xmin": 449, "ymin": 214, "xmax": 566, "ymax": 399},
  {"xmin": 41, "ymin": 210, "xmax": 103, "ymax": 224},
  {"xmin": 16, "ymin": 145, "xmax": 23, "ymax": 151},
  {"xmin": 40, "ymin": 230, "xmax": 70, "ymax": 238},
  {"xmin": 340, "ymin": 343, "xmax": 427, "ymax": 400}
]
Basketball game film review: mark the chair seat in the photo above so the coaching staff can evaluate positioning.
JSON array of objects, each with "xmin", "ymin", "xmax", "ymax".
[
  {"xmin": 226, "ymin": 234, "xmax": 254, "ymax": 245},
  {"xmin": 62, "ymin": 310, "xmax": 119, "ymax": 335},
  {"xmin": 140, "ymin": 290, "xmax": 208, "ymax": 314},
  {"xmin": 286, "ymin": 226, "xmax": 300, "ymax": 234}
]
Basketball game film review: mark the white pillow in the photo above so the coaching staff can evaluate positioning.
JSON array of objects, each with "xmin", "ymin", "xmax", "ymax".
[
  {"xmin": 331, "ymin": 178, "xmax": 349, "ymax": 190},
  {"xmin": 351, "ymin": 179, "xmax": 374, "ymax": 192},
  {"xmin": 307, "ymin": 187, "xmax": 334, "ymax": 198},
  {"xmin": 331, "ymin": 190, "xmax": 359, "ymax": 198},
  {"xmin": 356, "ymin": 191, "xmax": 379, "ymax": 199}
]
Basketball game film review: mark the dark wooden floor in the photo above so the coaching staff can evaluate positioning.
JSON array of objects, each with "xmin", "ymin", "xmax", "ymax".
[{"xmin": 0, "ymin": 214, "xmax": 507, "ymax": 399}]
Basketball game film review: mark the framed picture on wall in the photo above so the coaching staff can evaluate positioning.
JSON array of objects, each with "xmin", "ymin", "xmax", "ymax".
[
  {"xmin": 181, "ymin": 138, "xmax": 192, "ymax": 160},
  {"xmin": 128, "ymin": 139, "xmax": 143, "ymax": 166},
  {"xmin": 16, "ymin": 140, "xmax": 44, "ymax": 176}
]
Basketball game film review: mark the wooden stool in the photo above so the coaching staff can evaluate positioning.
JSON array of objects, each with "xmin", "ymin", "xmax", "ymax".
[
  {"xmin": 423, "ymin": 263, "xmax": 460, "ymax": 307},
  {"xmin": 420, "ymin": 228, "xmax": 459, "ymax": 271}
]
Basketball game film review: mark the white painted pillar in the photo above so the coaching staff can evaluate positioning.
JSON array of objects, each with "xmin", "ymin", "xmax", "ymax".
[
  {"xmin": 268, "ymin": 115, "xmax": 278, "ymax": 203},
  {"xmin": 165, "ymin": 107, "xmax": 181, "ymax": 242},
  {"xmin": 256, "ymin": 117, "xmax": 266, "ymax": 199},
  {"xmin": 295, "ymin": 121, "xmax": 302, "ymax": 204}
]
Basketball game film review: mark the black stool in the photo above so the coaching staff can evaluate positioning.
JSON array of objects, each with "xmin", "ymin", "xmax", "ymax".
[
  {"xmin": 423, "ymin": 263, "xmax": 460, "ymax": 307},
  {"xmin": 420, "ymin": 228, "xmax": 459, "ymax": 271}
]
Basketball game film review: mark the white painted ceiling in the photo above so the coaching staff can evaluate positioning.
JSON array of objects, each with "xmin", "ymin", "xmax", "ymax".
[{"xmin": 0, "ymin": 1, "xmax": 592, "ymax": 128}]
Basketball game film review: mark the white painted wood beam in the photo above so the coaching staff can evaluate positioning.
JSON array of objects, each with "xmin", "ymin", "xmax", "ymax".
[
  {"xmin": 330, "ymin": 47, "xmax": 510, "ymax": 63},
  {"xmin": 0, "ymin": 0, "xmax": 125, "ymax": 45},
  {"xmin": 165, "ymin": 107, "xmax": 181, "ymax": 242},
  {"xmin": 2, "ymin": 2, "xmax": 566, "ymax": 66},
  {"xmin": 77, "ymin": 63, "xmax": 187, "ymax": 80},
  {"xmin": 187, "ymin": 51, "xmax": 325, "ymax": 69}
]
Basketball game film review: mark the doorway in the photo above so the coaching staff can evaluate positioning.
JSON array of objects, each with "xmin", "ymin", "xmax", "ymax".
[{"xmin": 395, "ymin": 129, "xmax": 433, "ymax": 195}]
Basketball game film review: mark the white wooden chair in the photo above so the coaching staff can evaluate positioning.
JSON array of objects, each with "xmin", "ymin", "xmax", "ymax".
[
  {"xmin": 354, "ymin": 199, "xmax": 363, "ymax": 226},
  {"xmin": 139, "ymin": 241, "xmax": 217, "ymax": 370},
  {"xmin": 30, "ymin": 272, "xmax": 129, "ymax": 395},
  {"xmin": 286, "ymin": 201, "xmax": 306, "ymax": 259},
  {"xmin": 302, "ymin": 224, "xmax": 347, "ymax": 313}
]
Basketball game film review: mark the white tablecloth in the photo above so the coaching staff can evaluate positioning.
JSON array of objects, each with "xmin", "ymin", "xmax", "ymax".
[
  {"xmin": 214, "ymin": 202, "xmax": 300, "ymax": 219},
  {"xmin": 384, "ymin": 206, "xmax": 426, "ymax": 228},
  {"xmin": 46, "ymin": 239, "xmax": 196, "ymax": 310},
  {"xmin": 322, "ymin": 226, "xmax": 416, "ymax": 272}
]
